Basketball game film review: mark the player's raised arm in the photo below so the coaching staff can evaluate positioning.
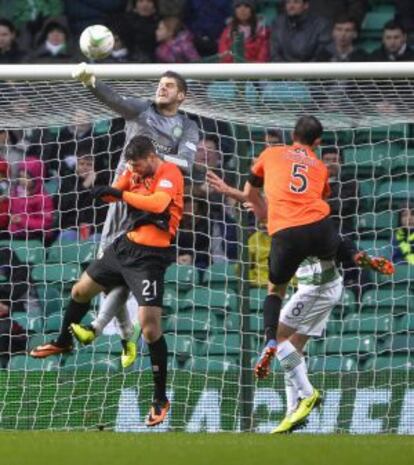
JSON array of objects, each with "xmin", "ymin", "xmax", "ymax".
[{"xmin": 72, "ymin": 63, "xmax": 148, "ymax": 120}]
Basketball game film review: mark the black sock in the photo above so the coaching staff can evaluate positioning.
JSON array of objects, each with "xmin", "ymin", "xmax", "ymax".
[
  {"xmin": 148, "ymin": 335, "xmax": 168, "ymax": 403},
  {"xmin": 56, "ymin": 299, "xmax": 90, "ymax": 347},
  {"xmin": 263, "ymin": 294, "xmax": 282, "ymax": 343}
]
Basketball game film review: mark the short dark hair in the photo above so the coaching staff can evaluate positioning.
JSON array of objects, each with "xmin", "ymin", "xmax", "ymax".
[
  {"xmin": 383, "ymin": 20, "xmax": 406, "ymax": 34},
  {"xmin": 160, "ymin": 70, "xmax": 188, "ymax": 95},
  {"xmin": 124, "ymin": 135, "xmax": 156, "ymax": 160},
  {"xmin": 321, "ymin": 146, "xmax": 343, "ymax": 163},
  {"xmin": 266, "ymin": 128, "xmax": 283, "ymax": 141},
  {"xmin": 203, "ymin": 134, "xmax": 219, "ymax": 148},
  {"xmin": 293, "ymin": 115, "xmax": 323, "ymax": 145},
  {"xmin": 0, "ymin": 18, "xmax": 16, "ymax": 34},
  {"xmin": 334, "ymin": 14, "xmax": 358, "ymax": 31}
]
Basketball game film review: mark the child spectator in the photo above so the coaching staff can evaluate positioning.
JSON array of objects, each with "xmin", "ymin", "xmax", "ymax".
[
  {"xmin": 9, "ymin": 157, "xmax": 54, "ymax": 242},
  {"xmin": 218, "ymin": 0, "xmax": 269, "ymax": 63},
  {"xmin": 155, "ymin": 16, "xmax": 200, "ymax": 63},
  {"xmin": 393, "ymin": 206, "xmax": 414, "ymax": 265},
  {"xmin": 0, "ymin": 19, "xmax": 23, "ymax": 63}
]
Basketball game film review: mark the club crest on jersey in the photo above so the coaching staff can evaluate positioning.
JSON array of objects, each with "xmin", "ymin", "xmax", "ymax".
[{"xmin": 172, "ymin": 125, "xmax": 183, "ymax": 139}]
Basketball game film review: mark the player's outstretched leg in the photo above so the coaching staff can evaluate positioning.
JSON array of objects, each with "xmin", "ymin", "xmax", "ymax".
[{"xmin": 255, "ymin": 293, "xmax": 282, "ymax": 379}]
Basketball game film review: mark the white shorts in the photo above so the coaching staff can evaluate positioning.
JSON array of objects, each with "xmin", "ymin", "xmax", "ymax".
[{"xmin": 279, "ymin": 278, "xmax": 343, "ymax": 337}]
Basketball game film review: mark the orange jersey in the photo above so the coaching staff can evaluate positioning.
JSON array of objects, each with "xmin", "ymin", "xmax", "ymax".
[
  {"xmin": 251, "ymin": 143, "xmax": 330, "ymax": 235},
  {"xmin": 114, "ymin": 162, "xmax": 184, "ymax": 247}
]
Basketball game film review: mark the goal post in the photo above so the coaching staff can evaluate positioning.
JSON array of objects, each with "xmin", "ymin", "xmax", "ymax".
[{"xmin": 0, "ymin": 63, "xmax": 413, "ymax": 433}]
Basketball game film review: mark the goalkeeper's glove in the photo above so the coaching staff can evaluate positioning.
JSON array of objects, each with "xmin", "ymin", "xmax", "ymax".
[
  {"xmin": 72, "ymin": 62, "xmax": 96, "ymax": 88},
  {"xmin": 91, "ymin": 186, "xmax": 122, "ymax": 200}
]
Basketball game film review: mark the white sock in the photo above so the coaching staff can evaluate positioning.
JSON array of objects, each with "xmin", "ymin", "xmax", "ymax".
[
  {"xmin": 116, "ymin": 305, "xmax": 134, "ymax": 340},
  {"xmin": 284, "ymin": 372, "xmax": 300, "ymax": 415},
  {"xmin": 277, "ymin": 340, "xmax": 314, "ymax": 398},
  {"xmin": 92, "ymin": 286, "xmax": 129, "ymax": 335}
]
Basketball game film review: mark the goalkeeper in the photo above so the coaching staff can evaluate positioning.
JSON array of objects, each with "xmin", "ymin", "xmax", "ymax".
[
  {"xmin": 33, "ymin": 64, "xmax": 199, "ymax": 361},
  {"xmin": 33, "ymin": 136, "xmax": 183, "ymax": 427}
]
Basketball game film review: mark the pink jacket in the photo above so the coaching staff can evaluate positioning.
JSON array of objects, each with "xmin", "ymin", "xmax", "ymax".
[
  {"xmin": 156, "ymin": 30, "xmax": 200, "ymax": 63},
  {"xmin": 9, "ymin": 157, "xmax": 54, "ymax": 237}
]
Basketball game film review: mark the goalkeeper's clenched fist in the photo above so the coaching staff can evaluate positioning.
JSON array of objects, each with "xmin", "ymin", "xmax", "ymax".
[{"xmin": 72, "ymin": 62, "xmax": 96, "ymax": 88}]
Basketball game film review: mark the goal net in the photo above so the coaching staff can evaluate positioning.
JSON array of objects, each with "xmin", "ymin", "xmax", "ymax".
[{"xmin": 0, "ymin": 63, "xmax": 413, "ymax": 433}]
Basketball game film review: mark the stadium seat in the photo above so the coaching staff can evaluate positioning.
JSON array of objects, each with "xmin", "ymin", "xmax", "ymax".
[
  {"xmin": 325, "ymin": 335, "xmax": 376, "ymax": 355},
  {"xmin": 358, "ymin": 39, "xmax": 381, "ymax": 54},
  {"xmin": 208, "ymin": 333, "xmax": 241, "ymax": 355},
  {"xmin": 8, "ymin": 355, "xmax": 60, "ymax": 371},
  {"xmin": 354, "ymin": 124, "xmax": 408, "ymax": 144},
  {"xmin": 357, "ymin": 211, "xmax": 396, "ymax": 239},
  {"xmin": 390, "ymin": 148, "xmax": 414, "ymax": 174},
  {"xmin": 364, "ymin": 355, "xmax": 414, "ymax": 370},
  {"xmin": 62, "ymin": 352, "xmax": 120, "ymax": 371},
  {"xmin": 164, "ymin": 310, "xmax": 218, "ymax": 333},
  {"xmin": 164, "ymin": 264, "xmax": 199, "ymax": 291},
  {"xmin": 31, "ymin": 263, "xmax": 81, "ymax": 285},
  {"xmin": 47, "ymin": 240, "xmax": 98, "ymax": 264},
  {"xmin": 91, "ymin": 335, "xmax": 122, "ymax": 354},
  {"xmin": 163, "ymin": 287, "xmax": 179, "ymax": 314},
  {"xmin": 181, "ymin": 288, "xmax": 238, "ymax": 315},
  {"xmin": 164, "ymin": 334, "xmax": 206, "ymax": 358},
  {"xmin": 261, "ymin": 81, "xmax": 311, "ymax": 103},
  {"xmin": 308, "ymin": 355, "xmax": 357, "ymax": 372},
  {"xmin": 35, "ymin": 284, "xmax": 67, "ymax": 316},
  {"xmin": 393, "ymin": 314, "xmax": 414, "ymax": 333},
  {"xmin": 13, "ymin": 311, "xmax": 43, "ymax": 333},
  {"xmin": 333, "ymin": 289, "xmax": 357, "ymax": 315},
  {"xmin": 249, "ymin": 287, "xmax": 267, "ymax": 312},
  {"xmin": 361, "ymin": 5, "xmax": 395, "ymax": 39},
  {"xmin": 0, "ymin": 239, "xmax": 45, "ymax": 264},
  {"xmin": 44, "ymin": 313, "xmax": 62, "ymax": 333},
  {"xmin": 378, "ymin": 334, "xmax": 414, "ymax": 354},
  {"xmin": 305, "ymin": 338, "xmax": 325, "ymax": 356},
  {"xmin": 184, "ymin": 356, "xmax": 240, "ymax": 372},
  {"xmin": 375, "ymin": 177, "xmax": 414, "ymax": 210},
  {"xmin": 202, "ymin": 262, "xmax": 239, "ymax": 291},
  {"xmin": 361, "ymin": 288, "xmax": 412, "ymax": 314},
  {"xmin": 357, "ymin": 239, "xmax": 392, "ymax": 259},
  {"xmin": 392, "ymin": 264, "xmax": 414, "ymax": 285},
  {"xmin": 343, "ymin": 313, "xmax": 393, "ymax": 335}
]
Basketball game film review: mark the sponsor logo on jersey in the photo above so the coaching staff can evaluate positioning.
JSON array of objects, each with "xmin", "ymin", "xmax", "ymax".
[{"xmin": 172, "ymin": 125, "xmax": 183, "ymax": 139}]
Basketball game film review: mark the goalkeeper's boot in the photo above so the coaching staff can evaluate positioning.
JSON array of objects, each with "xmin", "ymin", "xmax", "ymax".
[
  {"xmin": 255, "ymin": 339, "xmax": 277, "ymax": 379},
  {"xmin": 121, "ymin": 339, "xmax": 137, "ymax": 369},
  {"xmin": 70, "ymin": 323, "xmax": 96, "ymax": 345},
  {"xmin": 354, "ymin": 251, "xmax": 395, "ymax": 275},
  {"xmin": 145, "ymin": 399, "xmax": 170, "ymax": 427},
  {"xmin": 30, "ymin": 341, "xmax": 72, "ymax": 358},
  {"xmin": 271, "ymin": 414, "xmax": 295, "ymax": 434},
  {"xmin": 288, "ymin": 389, "xmax": 322, "ymax": 428}
]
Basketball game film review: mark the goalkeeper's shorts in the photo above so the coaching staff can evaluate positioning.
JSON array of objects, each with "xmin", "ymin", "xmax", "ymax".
[{"xmin": 86, "ymin": 235, "xmax": 174, "ymax": 307}]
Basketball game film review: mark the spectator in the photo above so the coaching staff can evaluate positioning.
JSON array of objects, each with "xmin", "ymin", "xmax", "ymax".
[
  {"xmin": 0, "ymin": 19, "xmax": 23, "ymax": 63},
  {"xmin": 0, "ymin": 158, "xmax": 9, "ymax": 233},
  {"xmin": 103, "ymin": 32, "xmax": 144, "ymax": 63},
  {"xmin": 0, "ymin": 130, "xmax": 24, "ymax": 180},
  {"xmin": 321, "ymin": 146, "xmax": 358, "ymax": 238},
  {"xmin": 265, "ymin": 128, "xmax": 284, "ymax": 146},
  {"xmin": 218, "ymin": 0, "xmax": 269, "ymax": 63},
  {"xmin": 248, "ymin": 224, "xmax": 271, "ymax": 287},
  {"xmin": 26, "ymin": 18, "xmax": 76, "ymax": 63},
  {"xmin": 184, "ymin": 0, "xmax": 232, "ymax": 57},
  {"xmin": 395, "ymin": 0, "xmax": 414, "ymax": 46},
  {"xmin": 393, "ymin": 206, "xmax": 414, "ymax": 265},
  {"xmin": 64, "ymin": 0, "xmax": 127, "ymax": 38},
  {"xmin": 309, "ymin": 0, "xmax": 368, "ymax": 28},
  {"xmin": 9, "ymin": 157, "xmax": 54, "ymax": 242},
  {"xmin": 0, "ymin": 302, "xmax": 27, "ymax": 369},
  {"xmin": 270, "ymin": 0, "xmax": 332, "ymax": 62},
  {"xmin": 176, "ymin": 197, "xmax": 210, "ymax": 268},
  {"xmin": 316, "ymin": 15, "xmax": 367, "ymax": 62},
  {"xmin": 8, "ymin": 0, "xmax": 64, "ymax": 31},
  {"xmin": 155, "ymin": 16, "xmax": 200, "ymax": 63},
  {"xmin": 58, "ymin": 151, "xmax": 109, "ymax": 241},
  {"xmin": 110, "ymin": 0, "xmax": 159, "ymax": 62},
  {"xmin": 157, "ymin": 0, "xmax": 185, "ymax": 17},
  {"xmin": 370, "ymin": 21, "xmax": 414, "ymax": 62}
]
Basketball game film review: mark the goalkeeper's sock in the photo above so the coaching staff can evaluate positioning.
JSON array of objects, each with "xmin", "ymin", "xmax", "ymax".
[
  {"xmin": 277, "ymin": 340, "xmax": 313, "ymax": 398},
  {"xmin": 263, "ymin": 294, "xmax": 282, "ymax": 343},
  {"xmin": 93, "ymin": 285, "xmax": 129, "ymax": 335},
  {"xmin": 56, "ymin": 299, "xmax": 90, "ymax": 347},
  {"xmin": 148, "ymin": 335, "xmax": 168, "ymax": 402}
]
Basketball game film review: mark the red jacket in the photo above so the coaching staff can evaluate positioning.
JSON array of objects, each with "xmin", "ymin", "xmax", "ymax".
[
  {"xmin": 0, "ymin": 159, "xmax": 9, "ymax": 230},
  {"xmin": 218, "ymin": 20, "xmax": 270, "ymax": 63}
]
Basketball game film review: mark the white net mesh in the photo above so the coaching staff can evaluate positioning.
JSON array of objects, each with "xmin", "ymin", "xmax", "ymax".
[{"xmin": 0, "ymin": 72, "xmax": 413, "ymax": 433}]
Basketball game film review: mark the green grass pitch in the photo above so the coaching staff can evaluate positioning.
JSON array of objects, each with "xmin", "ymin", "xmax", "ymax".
[{"xmin": 0, "ymin": 432, "xmax": 413, "ymax": 465}]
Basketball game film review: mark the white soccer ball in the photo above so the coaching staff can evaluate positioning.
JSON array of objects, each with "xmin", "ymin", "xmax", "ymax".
[{"xmin": 79, "ymin": 25, "xmax": 114, "ymax": 60}]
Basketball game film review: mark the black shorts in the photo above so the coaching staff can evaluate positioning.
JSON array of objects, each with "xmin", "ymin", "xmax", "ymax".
[
  {"xmin": 269, "ymin": 216, "xmax": 340, "ymax": 285},
  {"xmin": 86, "ymin": 235, "xmax": 173, "ymax": 307}
]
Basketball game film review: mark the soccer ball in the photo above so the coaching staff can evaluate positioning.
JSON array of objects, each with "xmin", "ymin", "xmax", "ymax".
[{"xmin": 79, "ymin": 25, "xmax": 114, "ymax": 60}]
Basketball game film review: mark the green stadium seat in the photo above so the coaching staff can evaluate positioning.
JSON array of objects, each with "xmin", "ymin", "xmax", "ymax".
[
  {"xmin": 163, "ymin": 287, "xmax": 179, "ymax": 314},
  {"xmin": 378, "ymin": 334, "xmax": 414, "ymax": 353},
  {"xmin": 358, "ymin": 39, "xmax": 381, "ymax": 54},
  {"xmin": 164, "ymin": 334, "xmax": 206, "ymax": 357},
  {"xmin": 325, "ymin": 335, "xmax": 376, "ymax": 355},
  {"xmin": 249, "ymin": 287, "xmax": 267, "ymax": 312},
  {"xmin": 262, "ymin": 81, "xmax": 311, "ymax": 103},
  {"xmin": 305, "ymin": 338, "xmax": 325, "ymax": 356},
  {"xmin": 0, "ymin": 239, "xmax": 45, "ymax": 264},
  {"xmin": 361, "ymin": 6, "xmax": 395, "ymax": 39},
  {"xmin": 92, "ymin": 335, "xmax": 122, "ymax": 354},
  {"xmin": 202, "ymin": 262, "xmax": 239, "ymax": 291},
  {"xmin": 164, "ymin": 310, "xmax": 218, "ymax": 333},
  {"xmin": 393, "ymin": 264, "xmax": 414, "ymax": 285},
  {"xmin": 343, "ymin": 313, "xmax": 392, "ymax": 335},
  {"xmin": 32, "ymin": 263, "xmax": 81, "ymax": 284},
  {"xmin": 375, "ymin": 177, "xmax": 414, "ymax": 210},
  {"xmin": 354, "ymin": 124, "xmax": 409, "ymax": 144},
  {"xmin": 35, "ymin": 284, "xmax": 67, "ymax": 315},
  {"xmin": 364, "ymin": 355, "xmax": 414, "ymax": 370},
  {"xmin": 357, "ymin": 239, "xmax": 392, "ymax": 259},
  {"xmin": 361, "ymin": 288, "xmax": 412, "ymax": 314},
  {"xmin": 390, "ymin": 148, "xmax": 414, "ymax": 174},
  {"xmin": 249, "ymin": 314, "xmax": 262, "ymax": 333},
  {"xmin": 181, "ymin": 288, "xmax": 238, "ymax": 315},
  {"xmin": 8, "ymin": 355, "xmax": 60, "ymax": 371},
  {"xmin": 184, "ymin": 356, "xmax": 240, "ymax": 372},
  {"xmin": 62, "ymin": 352, "xmax": 120, "ymax": 371},
  {"xmin": 308, "ymin": 355, "xmax": 357, "ymax": 372},
  {"xmin": 333, "ymin": 289, "xmax": 357, "ymax": 315},
  {"xmin": 47, "ymin": 240, "xmax": 98, "ymax": 264},
  {"xmin": 357, "ymin": 211, "xmax": 396, "ymax": 239},
  {"xmin": 325, "ymin": 317, "xmax": 341, "ymax": 335},
  {"xmin": 393, "ymin": 314, "xmax": 414, "ymax": 333},
  {"xmin": 13, "ymin": 311, "xmax": 43, "ymax": 333},
  {"xmin": 164, "ymin": 264, "xmax": 199, "ymax": 291},
  {"xmin": 208, "ymin": 333, "xmax": 241, "ymax": 355},
  {"xmin": 44, "ymin": 313, "xmax": 62, "ymax": 332}
]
